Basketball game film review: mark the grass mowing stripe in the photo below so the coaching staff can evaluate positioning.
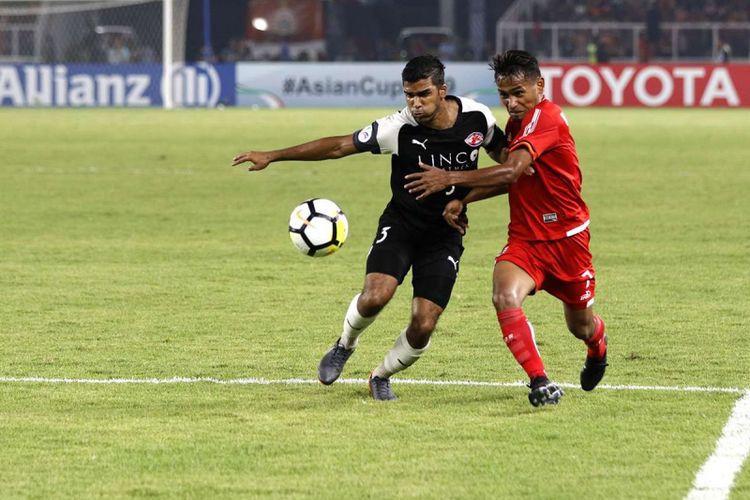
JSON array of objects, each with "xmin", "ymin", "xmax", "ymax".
[
  {"xmin": 686, "ymin": 390, "xmax": 750, "ymax": 500},
  {"xmin": 0, "ymin": 376, "xmax": 744, "ymax": 394}
]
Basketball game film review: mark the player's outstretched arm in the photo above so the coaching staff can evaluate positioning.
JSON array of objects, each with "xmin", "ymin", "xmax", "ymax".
[
  {"xmin": 232, "ymin": 135, "xmax": 359, "ymax": 171},
  {"xmin": 404, "ymin": 148, "xmax": 532, "ymax": 200}
]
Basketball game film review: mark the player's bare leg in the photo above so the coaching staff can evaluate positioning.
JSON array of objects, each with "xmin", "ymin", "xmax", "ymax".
[
  {"xmin": 493, "ymin": 261, "xmax": 563, "ymax": 406},
  {"xmin": 564, "ymin": 304, "xmax": 608, "ymax": 391},
  {"xmin": 318, "ymin": 273, "xmax": 398, "ymax": 385},
  {"xmin": 369, "ymin": 297, "xmax": 443, "ymax": 400}
]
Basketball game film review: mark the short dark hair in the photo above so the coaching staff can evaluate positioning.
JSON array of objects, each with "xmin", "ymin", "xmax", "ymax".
[
  {"xmin": 491, "ymin": 50, "xmax": 541, "ymax": 82},
  {"xmin": 402, "ymin": 54, "xmax": 445, "ymax": 86}
]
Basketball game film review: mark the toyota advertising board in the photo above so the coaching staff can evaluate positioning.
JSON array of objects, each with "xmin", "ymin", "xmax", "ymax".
[
  {"xmin": 236, "ymin": 62, "xmax": 750, "ymax": 108},
  {"xmin": 541, "ymin": 64, "xmax": 750, "ymax": 107}
]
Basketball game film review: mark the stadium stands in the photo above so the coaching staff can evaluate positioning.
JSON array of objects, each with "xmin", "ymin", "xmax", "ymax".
[{"xmin": 1, "ymin": 0, "xmax": 747, "ymax": 64}]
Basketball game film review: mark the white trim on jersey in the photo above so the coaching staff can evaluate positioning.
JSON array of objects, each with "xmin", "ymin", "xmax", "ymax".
[
  {"xmin": 357, "ymin": 95, "xmax": 495, "ymax": 156},
  {"xmin": 522, "ymin": 108, "xmax": 542, "ymax": 138},
  {"xmin": 566, "ymin": 219, "xmax": 590, "ymax": 237},
  {"xmin": 456, "ymin": 96, "xmax": 497, "ymax": 146},
  {"xmin": 370, "ymin": 108, "xmax": 417, "ymax": 156}
]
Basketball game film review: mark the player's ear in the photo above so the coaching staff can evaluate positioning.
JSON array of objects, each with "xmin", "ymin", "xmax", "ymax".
[
  {"xmin": 438, "ymin": 83, "xmax": 448, "ymax": 98},
  {"xmin": 536, "ymin": 77, "xmax": 545, "ymax": 94}
]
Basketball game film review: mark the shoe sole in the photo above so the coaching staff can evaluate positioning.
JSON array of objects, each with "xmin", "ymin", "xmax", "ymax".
[
  {"xmin": 528, "ymin": 392, "xmax": 563, "ymax": 407},
  {"xmin": 528, "ymin": 385, "xmax": 564, "ymax": 407},
  {"xmin": 318, "ymin": 373, "xmax": 337, "ymax": 385}
]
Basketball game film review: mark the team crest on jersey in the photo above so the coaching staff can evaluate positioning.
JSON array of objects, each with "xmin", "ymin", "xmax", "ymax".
[{"xmin": 464, "ymin": 132, "xmax": 484, "ymax": 147}]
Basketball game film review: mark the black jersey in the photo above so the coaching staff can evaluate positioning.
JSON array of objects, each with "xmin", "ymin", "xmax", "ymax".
[{"xmin": 352, "ymin": 95, "xmax": 505, "ymax": 232}]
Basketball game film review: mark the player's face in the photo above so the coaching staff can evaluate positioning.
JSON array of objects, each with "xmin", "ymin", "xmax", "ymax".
[
  {"xmin": 496, "ymin": 75, "xmax": 545, "ymax": 121},
  {"xmin": 403, "ymin": 78, "xmax": 447, "ymax": 125}
]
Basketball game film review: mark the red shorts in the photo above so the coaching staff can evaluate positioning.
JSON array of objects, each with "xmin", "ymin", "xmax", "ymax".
[{"xmin": 495, "ymin": 230, "xmax": 596, "ymax": 310}]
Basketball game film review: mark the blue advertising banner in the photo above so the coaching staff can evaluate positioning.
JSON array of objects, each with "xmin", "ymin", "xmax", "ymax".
[{"xmin": 0, "ymin": 63, "xmax": 236, "ymax": 107}]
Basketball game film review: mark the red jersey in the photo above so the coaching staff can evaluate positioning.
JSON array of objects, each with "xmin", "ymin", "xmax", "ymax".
[{"xmin": 505, "ymin": 97, "xmax": 590, "ymax": 241}]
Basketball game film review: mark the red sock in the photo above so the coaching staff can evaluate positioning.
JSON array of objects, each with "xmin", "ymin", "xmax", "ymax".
[
  {"xmin": 497, "ymin": 308, "xmax": 546, "ymax": 380},
  {"xmin": 585, "ymin": 315, "xmax": 607, "ymax": 359}
]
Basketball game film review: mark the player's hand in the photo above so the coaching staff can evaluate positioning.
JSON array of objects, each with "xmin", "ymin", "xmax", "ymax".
[
  {"xmin": 231, "ymin": 151, "xmax": 272, "ymax": 171},
  {"xmin": 443, "ymin": 199, "xmax": 468, "ymax": 235},
  {"xmin": 524, "ymin": 163, "xmax": 535, "ymax": 176},
  {"xmin": 403, "ymin": 162, "xmax": 451, "ymax": 200}
]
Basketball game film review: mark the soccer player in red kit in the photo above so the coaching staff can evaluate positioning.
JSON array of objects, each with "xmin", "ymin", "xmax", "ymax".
[{"xmin": 404, "ymin": 50, "xmax": 608, "ymax": 406}]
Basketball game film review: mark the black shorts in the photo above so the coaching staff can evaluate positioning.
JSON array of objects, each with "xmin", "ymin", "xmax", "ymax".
[{"xmin": 365, "ymin": 215, "xmax": 464, "ymax": 309}]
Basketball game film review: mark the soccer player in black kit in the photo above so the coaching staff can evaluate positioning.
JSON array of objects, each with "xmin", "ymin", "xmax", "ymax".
[{"xmin": 232, "ymin": 55, "xmax": 506, "ymax": 400}]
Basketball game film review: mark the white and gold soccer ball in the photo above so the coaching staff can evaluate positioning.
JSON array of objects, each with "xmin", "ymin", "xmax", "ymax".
[{"xmin": 288, "ymin": 198, "xmax": 348, "ymax": 257}]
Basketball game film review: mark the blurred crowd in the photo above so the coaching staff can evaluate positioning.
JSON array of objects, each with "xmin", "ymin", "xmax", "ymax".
[
  {"xmin": 212, "ymin": 0, "xmax": 510, "ymax": 64},
  {"xmin": 215, "ymin": 33, "xmax": 483, "ymax": 64},
  {"xmin": 518, "ymin": 0, "xmax": 748, "ymax": 61},
  {"xmin": 60, "ymin": 30, "xmax": 158, "ymax": 64},
  {"xmin": 214, "ymin": 0, "xmax": 747, "ymax": 63},
  {"xmin": 1, "ymin": 0, "xmax": 746, "ymax": 64},
  {"xmin": 527, "ymin": 0, "xmax": 748, "ymax": 23}
]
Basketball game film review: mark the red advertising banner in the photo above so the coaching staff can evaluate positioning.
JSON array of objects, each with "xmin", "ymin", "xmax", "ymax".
[
  {"xmin": 539, "ymin": 64, "xmax": 750, "ymax": 107},
  {"xmin": 246, "ymin": 0, "xmax": 324, "ymax": 42}
]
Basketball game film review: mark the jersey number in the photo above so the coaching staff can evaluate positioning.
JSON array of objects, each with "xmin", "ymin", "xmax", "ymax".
[{"xmin": 375, "ymin": 226, "xmax": 391, "ymax": 244}]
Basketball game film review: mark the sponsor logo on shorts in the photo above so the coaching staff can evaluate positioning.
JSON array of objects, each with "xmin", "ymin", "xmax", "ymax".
[
  {"xmin": 580, "ymin": 290, "xmax": 592, "ymax": 301},
  {"xmin": 447, "ymin": 256, "xmax": 459, "ymax": 271},
  {"xmin": 543, "ymin": 212, "xmax": 558, "ymax": 223}
]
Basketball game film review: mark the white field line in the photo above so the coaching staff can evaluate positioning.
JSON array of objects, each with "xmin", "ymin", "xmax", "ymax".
[
  {"xmin": 2, "ymin": 376, "xmax": 748, "ymax": 499},
  {"xmin": 0, "ymin": 376, "xmax": 744, "ymax": 394},
  {"xmin": 686, "ymin": 390, "xmax": 750, "ymax": 500}
]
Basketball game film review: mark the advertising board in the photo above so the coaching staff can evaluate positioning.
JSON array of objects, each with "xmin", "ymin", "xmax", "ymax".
[
  {"xmin": 0, "ymin": 63, "xmax": 235, "ymax": 107},
  {"xmin": 236, "ymin": 62, "xmax": 750, "ymax": 108}
]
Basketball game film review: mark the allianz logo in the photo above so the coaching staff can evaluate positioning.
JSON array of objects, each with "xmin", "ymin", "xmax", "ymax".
[
  {"xmin": 167, "ymin": 63, "xmax": 221, "ymax": 107},
  {"xmin": 0, "ymin": 63, "xmax": 221, "ymax": 107}
]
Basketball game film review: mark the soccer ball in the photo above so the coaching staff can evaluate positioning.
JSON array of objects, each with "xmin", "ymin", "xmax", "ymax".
[{"xmin": 288, "ymin": 198, "xmax": 348, "ymax": 257}]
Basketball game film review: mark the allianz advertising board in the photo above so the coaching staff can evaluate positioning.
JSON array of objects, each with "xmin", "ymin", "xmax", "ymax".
[{"xmin": 0, "ymin": 63, "xmax": 235, "ymax": 107}]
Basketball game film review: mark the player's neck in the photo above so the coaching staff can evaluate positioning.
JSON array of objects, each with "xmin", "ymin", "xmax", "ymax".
[{"xmin": 426, "ymin": 98, "xmax": 458, "ymax": 130}]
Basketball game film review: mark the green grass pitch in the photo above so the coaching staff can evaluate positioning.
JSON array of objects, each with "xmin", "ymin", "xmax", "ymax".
[{"xmin": 1, "ymin": 107, "xmax": 749, "ymax": 498}]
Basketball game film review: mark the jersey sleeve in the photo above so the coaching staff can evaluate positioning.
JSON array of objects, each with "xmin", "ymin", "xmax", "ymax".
[
  {"xmin": 458, "ymin": 96, "xmax": 504, "ymax": 150},
  {"xmin": 352, "ymin": 108, "xmax": 413, "ymax": 155},
  {"xmin": 509, "ymin": 107, "xmax": 561, "ymax": 161},
  {"xmin": 484, "ymin": 124, "xmax": 506, "ymax": 151}
]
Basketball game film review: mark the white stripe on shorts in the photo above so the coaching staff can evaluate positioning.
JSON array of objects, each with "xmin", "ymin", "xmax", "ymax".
[{"xmin": 566, "ymin": 219, "xmax": 590, "ymax": 237}]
